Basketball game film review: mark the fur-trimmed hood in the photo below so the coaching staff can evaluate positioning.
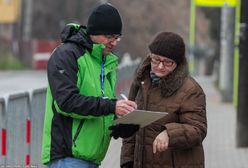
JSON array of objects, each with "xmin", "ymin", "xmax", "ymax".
[{"xmin": 135, "ymin": 56, "xmax": 188, "ymax": 97}]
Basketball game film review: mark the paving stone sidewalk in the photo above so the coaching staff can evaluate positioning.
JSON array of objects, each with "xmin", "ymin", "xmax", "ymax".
[{"xmin": 101, "ymin": 76, "xmax": 248, "ymax": 168}]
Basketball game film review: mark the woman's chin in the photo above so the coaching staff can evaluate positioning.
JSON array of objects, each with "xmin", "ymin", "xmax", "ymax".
[{"xmin": 154, "ymin": 73, "xmax": 167, "ymax": 78}]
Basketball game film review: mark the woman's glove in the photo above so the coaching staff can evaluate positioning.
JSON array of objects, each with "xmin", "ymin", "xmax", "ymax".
[{"xmin": 109, "ymin": 124, "xmax": 140, "ymax": 139}]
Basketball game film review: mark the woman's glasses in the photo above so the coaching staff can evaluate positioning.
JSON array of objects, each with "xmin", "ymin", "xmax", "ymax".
[{"xmin": 150, "ymin": 54, "xmax": 175, "ymax": 67}]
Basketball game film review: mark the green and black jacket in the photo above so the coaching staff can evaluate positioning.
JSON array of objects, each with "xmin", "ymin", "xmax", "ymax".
[{"xmin": 41, "ymin": 24, "xmax": 118, "ymax": 165}]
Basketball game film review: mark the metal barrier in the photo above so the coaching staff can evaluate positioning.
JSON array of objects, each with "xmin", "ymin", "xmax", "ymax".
[
  {"xmin": 30, "ymin": 88, "xmax": 47, "ymax": 168},
  {"xmin": 0, "ymin": 97, "xmax": 6, "ymax": 165},
  {"xmin": 6, "ymin": 92, "xmax": 30, "ymax": 165}
]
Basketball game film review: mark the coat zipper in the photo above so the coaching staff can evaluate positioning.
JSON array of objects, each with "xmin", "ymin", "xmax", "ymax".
[
  {"xmin": 171, "ymin": 151, "xmax": 175, "ymax": 168},
  {"xmin": 141, "ymin": 80, "xmax": 151, "ymax": 167},
  {"xmin": 72, "ymin": 119, "xmax": 85, "ymax": 147}
]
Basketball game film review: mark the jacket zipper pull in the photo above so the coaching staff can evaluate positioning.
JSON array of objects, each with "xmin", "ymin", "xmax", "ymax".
[{"xmin": 72, "ymin": 119, "xmax": 85, "ymax": 147}]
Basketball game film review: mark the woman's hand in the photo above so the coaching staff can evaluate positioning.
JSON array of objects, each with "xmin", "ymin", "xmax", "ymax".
[{"xmin": 153, "ymin": 130, "xmax": 169, "ymax": 154}]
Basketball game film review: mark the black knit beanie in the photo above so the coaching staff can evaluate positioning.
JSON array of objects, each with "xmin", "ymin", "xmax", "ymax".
[
  {"xmin": 87, "ymin": 4, "xmax": 122, "ymax": 35},
  {"xmin": 149, "ymin": 32, "xmax": 186, "ymax": 65}
]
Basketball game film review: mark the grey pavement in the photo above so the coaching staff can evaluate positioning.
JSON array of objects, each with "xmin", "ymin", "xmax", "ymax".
[{"xmin": 101, "ymin": 76, "xmax": 248, "ymax": 168}]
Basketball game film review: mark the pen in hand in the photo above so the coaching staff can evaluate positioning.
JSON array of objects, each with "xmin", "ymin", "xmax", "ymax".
[
  {"xmin": 120, "ymin": 93, "xmax": 128, "ymax": 100},
  {"xmin": 120, "ymin": 93, "xmax": 137, "ymax": 111},
  {"xmin": 116, "ymin": 94, "xmax": 129, "ymax": 117},
  {"xmin": 115, "ymin": 93, "xmax": 137, "ymax": 116}
]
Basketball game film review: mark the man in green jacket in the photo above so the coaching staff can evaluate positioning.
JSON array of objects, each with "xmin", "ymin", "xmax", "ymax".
[{"xmin": 41, "ymin": 3, "xmax": 137, "ymax": 168}]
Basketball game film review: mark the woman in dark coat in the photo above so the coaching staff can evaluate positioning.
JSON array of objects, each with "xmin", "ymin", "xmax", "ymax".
[{"xmin": 120, "ymin": 32, "xmax": 207, "ymax": 168}]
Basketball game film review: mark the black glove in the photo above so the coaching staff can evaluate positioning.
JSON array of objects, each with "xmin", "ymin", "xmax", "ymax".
[
  {"xmin": 121, "ymin": 161, "xmax": 134, "ymax": 168},
  {"xmin": 109, "ymin": 124, "xmax": 140, "ymax": 139}
]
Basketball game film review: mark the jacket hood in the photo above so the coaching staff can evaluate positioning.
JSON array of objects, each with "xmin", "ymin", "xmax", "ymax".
[
  {"xmin": 135, "ymin": 56, "xmax": 188, "ymax": 97},
  {"xmin": 60, "ymin": 23, "xmax": 92, "ymax": 51}
]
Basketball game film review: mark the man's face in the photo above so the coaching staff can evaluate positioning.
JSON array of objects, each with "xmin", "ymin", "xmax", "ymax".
[{"xmin": 90, "ymin": 35, "xmax": 121, "ymax": 55}]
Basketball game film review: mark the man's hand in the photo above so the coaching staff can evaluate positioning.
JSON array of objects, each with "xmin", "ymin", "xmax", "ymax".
[
  {"xmin": 153, "ymin": 130, "xmax": 169, "ymax": 154},
  {"xmin": 115, "ymin": 100, "xmax": 137, "ymax": 116},
  {"xmin": 109, "ymin": 124, "xmax": 140, "ymax": 139}
]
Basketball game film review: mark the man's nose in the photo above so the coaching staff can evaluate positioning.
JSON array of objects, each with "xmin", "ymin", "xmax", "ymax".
[{"xmin": 110, "ymin": 39, "xmax": 118, "ymax": 46}]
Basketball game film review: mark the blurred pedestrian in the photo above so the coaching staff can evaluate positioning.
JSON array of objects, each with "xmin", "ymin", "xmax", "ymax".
[
  {"xmin": 41, "ymin": 3, "xmax": 137, "ymax": 168},
  {"xmin": 120, "ymin": 32, "xmax": 207, "ymax": 168}
]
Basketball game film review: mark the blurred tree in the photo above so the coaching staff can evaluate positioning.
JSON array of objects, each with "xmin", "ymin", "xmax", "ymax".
[
  {"xmin": 31, "ymin": 0, "xmax": 211, "ymax": 63},
  {"xmin": 32, "ymin": 0, "xmax": 99, "ymax": 39},
  {"xmin": 110, "ymin": 0, "xmax": 190, "ymax": 58},
  {"xmin": 111, "ymin": 0, "xmax": 211, "ymax": 60}
]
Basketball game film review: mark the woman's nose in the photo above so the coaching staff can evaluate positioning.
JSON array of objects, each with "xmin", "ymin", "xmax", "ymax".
[{"xmin": 158, "ymin": 62, "xmax": 164, "ymax": 69}]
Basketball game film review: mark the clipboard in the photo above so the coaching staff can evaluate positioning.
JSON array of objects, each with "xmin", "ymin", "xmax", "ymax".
[{"xmin": 114, "ymin": 109, "xmax": 168, "ymax": 128}]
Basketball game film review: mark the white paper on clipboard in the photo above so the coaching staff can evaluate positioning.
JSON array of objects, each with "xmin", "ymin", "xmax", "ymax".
[{"xmin": 114, "ymin": 109, "xmax": 168, "ymax": 128}]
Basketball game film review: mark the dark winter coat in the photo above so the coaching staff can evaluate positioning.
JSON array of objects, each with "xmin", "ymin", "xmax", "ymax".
[{"xmin": 121, "ymin": 56, "xmax": 207, "ymax": 168}]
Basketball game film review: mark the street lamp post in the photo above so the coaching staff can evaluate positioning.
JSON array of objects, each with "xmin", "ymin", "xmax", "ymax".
[{"xmin": 237, "ymin": 0, "xmax": 248, "ymax": 147}]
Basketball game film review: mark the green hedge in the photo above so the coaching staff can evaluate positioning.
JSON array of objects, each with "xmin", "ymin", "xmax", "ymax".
[{"xmin": 0, "ymin": 53, "xmax": 25, "ymax": 70}]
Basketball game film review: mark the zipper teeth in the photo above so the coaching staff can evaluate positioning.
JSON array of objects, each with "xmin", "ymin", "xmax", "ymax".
[
  {"xmin": 142, "ymin": 101, "xmax": 147, "ymax": 166},
  {"xmin": 72, "ymin": 120, "xmax": 85, "ymax": 146},
  {"xmin": 142, "ymin": 84, "xmax": 151, "ymax": 167},
  {"xmin": 172, "ymin": 151, "xmax": 175, "ymax": 168}
]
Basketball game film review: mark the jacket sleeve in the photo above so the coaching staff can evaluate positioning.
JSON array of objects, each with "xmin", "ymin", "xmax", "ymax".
[
  {"xmin": 120, "ymin": 80, "xmax": 139, "ymax": 165},
  {"xmin": 47, "ymin": 44, "xmax": 116, "ymax": 119},
  {"xmin": 165, "ymin": 86, "xmax": 207, "ymax": 149}
]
